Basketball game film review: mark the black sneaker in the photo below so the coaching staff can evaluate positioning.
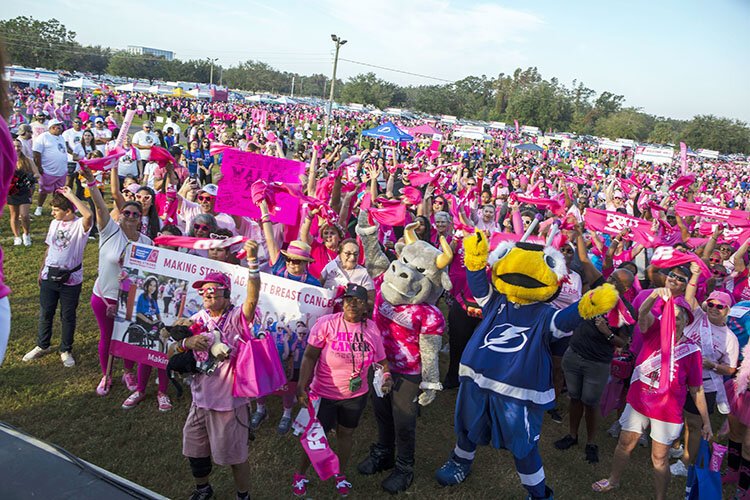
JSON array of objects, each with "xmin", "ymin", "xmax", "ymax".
[
  {"xmin": 585, "ymin": 444, "xmax": 599, "ymax": 464},
  {"xmin": 381, "ymin": 459, "xmax": 414, "ymax": 494},
  {"xmin": 189, "ymin": 484, "xmax": 213, "ymax": 500},
  {"xmin": 554, "ymin": 434, "xmax": 578, "ymax": 450},
  {"xmin": 357, "ymin": 444, "xmax": 395, "ymax": 475},
  {"xmin": 547, "ymin": 409, "xmax": 563, "ymax": 424}
]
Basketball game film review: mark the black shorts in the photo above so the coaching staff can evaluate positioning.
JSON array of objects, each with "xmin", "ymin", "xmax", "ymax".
[
  {"xmin": 684, "ymin": 389, "xmax": 717, "ymax": 415},
  {"xmin": 317, "ymin": 393, "xmax": 368, "ymax": 432}
]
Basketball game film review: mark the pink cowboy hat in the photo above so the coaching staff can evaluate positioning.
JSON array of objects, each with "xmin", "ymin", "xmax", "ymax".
[{"xmin": 280, "ymin": 240, "xmax": 314, "ymax": 262}]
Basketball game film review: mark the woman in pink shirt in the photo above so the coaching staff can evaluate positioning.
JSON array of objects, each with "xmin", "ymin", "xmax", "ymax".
[
  {"xmin": 293, "ymin": 283, "xmax": 393, "ymax": 498},
  {"xmin": 593, "ymin": 290, "xmax": 712, "ymax": 499}
]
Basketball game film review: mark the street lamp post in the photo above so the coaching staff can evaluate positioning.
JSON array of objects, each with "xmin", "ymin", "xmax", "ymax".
[
  {"xmin": 208, "ymin": 57, "xmax": 218, "ymax": 86},
  {"xmin": 324, "ymin": 34, "xmax": 347, "ymax": 137}
]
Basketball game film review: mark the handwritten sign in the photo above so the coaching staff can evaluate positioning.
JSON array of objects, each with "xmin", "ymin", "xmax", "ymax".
[{"xmin": 216, "ymin": 150, "xmax": 306, "ymax": 224}]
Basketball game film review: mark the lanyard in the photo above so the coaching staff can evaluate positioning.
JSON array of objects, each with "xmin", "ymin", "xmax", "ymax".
[{"xmin": 342, "ymin": 318, "xmax": 366, "ymax": 376}]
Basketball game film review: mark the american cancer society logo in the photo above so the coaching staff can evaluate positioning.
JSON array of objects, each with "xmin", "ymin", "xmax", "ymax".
[{"xmin": 130, "ymin": 245, "xmax": 159, "ymax": 269}]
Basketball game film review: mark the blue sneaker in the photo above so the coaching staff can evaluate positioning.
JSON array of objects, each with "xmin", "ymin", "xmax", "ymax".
[{"xmin": 435, "ymin": 455, "xmax": 472, "ymax": 486}]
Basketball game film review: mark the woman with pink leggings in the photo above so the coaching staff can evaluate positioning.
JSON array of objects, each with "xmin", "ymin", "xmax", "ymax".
[{"xmin": 81, "ymin": 166, "xmax": 152, "ymax": 396}]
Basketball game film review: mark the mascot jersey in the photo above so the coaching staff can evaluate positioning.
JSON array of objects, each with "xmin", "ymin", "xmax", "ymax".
[
  {"xmin": 459, "ymin": 268, "xmax": 586, "ymax": 410},
  {"xmin": 373, "ymin": 277, "xmax": 445, "ymax": 376}
]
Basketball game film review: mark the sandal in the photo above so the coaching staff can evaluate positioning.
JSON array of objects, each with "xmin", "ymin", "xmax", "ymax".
[{"xmin": 592, "ymin": 479, "xmax": 619, "ymax": 493}]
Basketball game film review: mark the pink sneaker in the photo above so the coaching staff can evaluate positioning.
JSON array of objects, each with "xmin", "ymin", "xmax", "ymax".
[
  {"xmin": 122, "ymin": 371, "xmax": 138, "ymax": 391},
  {"xmin": 122, "ymin": 391, "xmax": 146, "ymax": 409},
  {"xmin": 157, "ymin": 392, "xmax": 172, "ymax": 412},
  {"xmin": 96, "ymin": 375, "xmax": 111, "ymax": 396},
  {"xmin": 335, "ymin": 474, "xmax": 352, "ymax": 497},
  {"xmin": 292, "ymin": 472, "xmax": 308, "ymax": 497}
]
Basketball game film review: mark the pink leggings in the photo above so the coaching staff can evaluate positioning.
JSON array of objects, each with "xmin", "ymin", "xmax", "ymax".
[
  {"xmin": 91, "ymin": 293, "xmax": 134, "ymax": 375},
  {"xmin": 257, "ymin": 389, "xmax": 295, "ymax": 410},
  {"xmin": 137, "ymin": 364, "xmax": 169, "ymax": 393}
]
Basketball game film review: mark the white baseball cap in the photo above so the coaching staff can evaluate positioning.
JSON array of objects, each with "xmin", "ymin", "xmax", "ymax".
[
  {"xmin": 199, "ymin": 184, "xmax": 219, "ymax": 197},
  {"xmin": 48, "ymin": 119, "xmax": 63, "ymax": 128}
]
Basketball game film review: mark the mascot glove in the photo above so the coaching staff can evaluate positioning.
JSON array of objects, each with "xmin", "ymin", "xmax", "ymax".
[
  {"xmin": 463, "ymin": 231, "xmax": 490, "ymax": 272},
  {"xmin": 355, "ymin": 210, "xmax": 378, "ymax": 236},
  {"xmin": 578, "ymin": 282, "xmax": 619, "ymax": 319},
  {"xmin": 419, "ymin": 381, "xmax": 443, "ymax": 391},
  {"xmin": 418, "ymin": 389, "xmax": 437, "ymax": 406}
]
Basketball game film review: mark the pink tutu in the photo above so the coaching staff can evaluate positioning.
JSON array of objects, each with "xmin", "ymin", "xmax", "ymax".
[{"xmin": 725, "ymin": 379, "xmax": 750, "ymax": 426}]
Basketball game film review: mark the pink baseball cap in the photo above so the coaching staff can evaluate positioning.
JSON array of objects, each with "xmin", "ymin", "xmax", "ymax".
[
  {"xmin": 673, "ymin": 296, "xmax": 695, "ymax": 325},
  {"xmin": 192, "ymin": 271, "xmax": 232, "ymax": 291},
  {"xmin": 707, "ymin": 291, "xmax": 732, "ymax": 308}
]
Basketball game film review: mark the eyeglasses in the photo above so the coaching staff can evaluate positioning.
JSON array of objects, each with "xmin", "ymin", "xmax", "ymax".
[
  {"xmin": 197, "ymin": 195, "xmax": 214, "ymax": 202},
  {"xmin": 197, "ymin": 286, "xmax": 226, "ymax": 296},
  {"xmin": 614, "ymin": 197, "xmax": 623, "ymax": 201},
  {"xmin": 209, "ymin": 233, "xmax": 228, "ymax": 240},
  {"xmin": 561, "ymin": 247, "xmax": 574, "ymax": 254},
  {"xmin": 121, "ymin": 210, "xmax": 141, "ymax": 219},
  {"xmin": 136, "ymin": 194, "xmax": 152, "ymax": 201},
  {"xmin": 707, "ymin": 302, "xmax": 727, "ymax": 310},
  {"xmin": 193, "ymin": 223, "xmax": 210, "ymax": 232},
  {"xmin": 709, "ymin": 258, "xmax": 721, "ymax": 264},
  {"xmin": 668, "ymin": 272, "xmax": 688, "ymax": 284},
  {"xmin": 287, "ymin": 259, "xmax": 305, "ymax": 265},
  {"xmin": 522, "ymin": 219, "xmax": 532, "ymax": 225},
  {"xmin": 342, "ymin": 251, "xmax": 359, "ymax": 257},
  {"xmin": 712, "ymin": 269, "xmax": 728, "ymax": 278}
]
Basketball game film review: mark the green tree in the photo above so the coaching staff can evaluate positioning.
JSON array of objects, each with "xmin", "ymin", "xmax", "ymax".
[
  {"xmin": 0, "ymin": 16, "xmax": 77, "ymax": 69},
  {"xmin": 340, "ymin": 73, "xmax": 397, "ymax": 108},
  {"xmin": 595, "ymin": 108, "xmax": 655, "ymax": 141},
  {"xmin": 107, "ymin": 51, "xmax": 169, "ymax": 83},
  {"xmin": 679, "ymin": 115, "xmax": 750, "ymax": 154}
]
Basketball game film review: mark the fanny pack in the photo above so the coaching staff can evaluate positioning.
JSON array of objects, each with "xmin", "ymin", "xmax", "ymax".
[{"xmin": 46, "ymin": 264, "xmax": 82, "ymax": 284}]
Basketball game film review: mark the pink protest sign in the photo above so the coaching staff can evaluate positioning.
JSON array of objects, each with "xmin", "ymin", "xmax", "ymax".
[
  {"xmin": 216, "ymin": 149, "xmax": 305, "ymax": 224},
  {"xmin": 115, "ymin": 109, "xmax": 136, "ymax": 148}
]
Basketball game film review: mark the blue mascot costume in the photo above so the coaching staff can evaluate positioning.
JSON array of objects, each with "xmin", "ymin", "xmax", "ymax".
[{"xmin": 435, "ymin": 230, "xmax": 618, "ymax": 499}]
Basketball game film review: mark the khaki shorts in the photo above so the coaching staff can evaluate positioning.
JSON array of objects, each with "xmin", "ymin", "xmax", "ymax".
[
  {"xmin": 619, "ymin": 403, "xmax": 683, "ymax": 446},
  {"xmin": 183, "ymin": 404, "xmax": 249, "ymax": 466}
]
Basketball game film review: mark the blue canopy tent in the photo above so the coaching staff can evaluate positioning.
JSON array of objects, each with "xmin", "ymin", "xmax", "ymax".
[
  {"xmin": 514, "ymin": 143, "xmax": 544, "ymax": 152},
  {"xmin": 361, "ymin": 121, "xmax": 413, "ymax": 142}
]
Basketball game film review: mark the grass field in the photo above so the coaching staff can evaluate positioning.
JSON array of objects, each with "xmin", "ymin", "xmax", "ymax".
[{"xmin": 0, "ymin": 112, "xmax": 737, "ymax": 498}]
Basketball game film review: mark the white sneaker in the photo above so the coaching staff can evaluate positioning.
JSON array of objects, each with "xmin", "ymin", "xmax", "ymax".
[
  {"xmin": 669, "ymin": 444, "xmax": 684, "ymax": 460},
  {"xmin": 22, "ymin": 234, "xmax": 31, "ymax": 246},
  {"xmin": 670, "ymin": 460, "xmax": 688, "ymax": 477},
  {"xmin": 61, "ymin": 351, "xmax": 75, "ymax": 368},
  {"xmin": 34, "ymin": 206, "xmax": 43, "ymax": 217},
  {"xmin": 13, "ymin": 237, "xmax": 22, "ymax": 246},
  {"xmin": 22, "ymin": 346, "xmax": 53, "ymax": 362}
]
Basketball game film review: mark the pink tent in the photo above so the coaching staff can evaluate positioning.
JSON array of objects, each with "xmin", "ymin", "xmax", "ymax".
[{"xmin": 407, "ymin": 124, "xmax": 441, "ymax": 136}]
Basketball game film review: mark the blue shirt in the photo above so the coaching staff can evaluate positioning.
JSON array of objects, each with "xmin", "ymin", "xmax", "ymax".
[
  {"xmin": 460, "ymin": 268, "xmax": 585, "ymax": 409},
  {"xmin": 728, "ymin": 300, "xmax": 750, "ymax": 360}
]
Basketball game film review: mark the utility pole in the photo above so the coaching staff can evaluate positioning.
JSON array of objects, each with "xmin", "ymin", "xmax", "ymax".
[
  {"xmin": 208, "ymin": 57, "xmax": 218, "ymax": 86},
  {"xmin": 291, "ymin": 75, "xmax": 295, "ymax": 98},
  {"xmin": 324, "ymin": 34, "xmax": 347, "ymax": 137}
]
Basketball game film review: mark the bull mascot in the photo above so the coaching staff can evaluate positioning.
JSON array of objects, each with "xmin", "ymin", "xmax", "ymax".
[
  {"xmin": 355, "ymin": 211, "xmax": 453, "ymax": 494},
  {"xmin": 435, "ymin": 223, "xmax": 618, "ymax": 500}
]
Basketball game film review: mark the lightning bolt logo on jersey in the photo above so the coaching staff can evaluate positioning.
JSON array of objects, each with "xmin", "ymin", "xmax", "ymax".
[{"xmin": 459, "ymin": 290, "xmax": 563, "ymax": 409}]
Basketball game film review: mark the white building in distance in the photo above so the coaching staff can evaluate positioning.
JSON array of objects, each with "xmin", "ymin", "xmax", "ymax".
[{"xmin": 127, "ymin": 46, "xmax": 175, "ymax": 61}]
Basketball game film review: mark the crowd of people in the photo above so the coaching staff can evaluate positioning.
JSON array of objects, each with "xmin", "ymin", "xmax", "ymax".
[{"xmin": 3, "ymin": 79, "xmax": 750, "ymax": 500}]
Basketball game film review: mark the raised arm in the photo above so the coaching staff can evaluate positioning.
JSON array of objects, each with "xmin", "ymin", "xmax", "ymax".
[
  {"xmin": 59, "ymin": 186, "xmax": 93, "ymax": 232},
  {"xmin": 734, "ymin": 237, "xmax": 750, "ymax": 274},
  {"xmin": 80, "ymin": 166, "xmax": 111, "ymax": 231},
  {"xmin": 258, "ymin": 200, "xmax": 280, "ymax": 266},
  {"xmin": 110, "ymin": 167, "xmax": 126, "ymax": 211},
  {"xmin": 355, "ymin": 210, "xmax": 390, "ymax": 279},
  {"xmin": 242, "ymin": 240, "xmax": 261, "ymax": 322},
  {"xmin": 306, "ymin": 144, "xmax": 318, "ymax": 196},
  {"xmin": 684, "ymin": 262, "xmax": 701, "ymax": 309}
]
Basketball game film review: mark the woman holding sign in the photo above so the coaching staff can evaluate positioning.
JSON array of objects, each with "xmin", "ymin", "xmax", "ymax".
[
  {"xmin": 293, "ymin": 283, "xmax": 392, "ymax": 498},
  {"xmin": 80, "ymin": 165, "xmax": 152, "ymax": 397}
]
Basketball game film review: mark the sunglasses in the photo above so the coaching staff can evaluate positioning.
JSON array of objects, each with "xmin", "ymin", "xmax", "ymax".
[
  {"xmin": 709, "ymin": 258, "xmax": 721, "ymax": 264},
  {"xmin": 197, "ymin": 195, "xmax": 214, "ymax": 202},
  {"xmin": 136, "ymin": 194, "xmax": 152, "ymax": 201},
  {"xmin": 707, "ymin": 302, "xmax": 727, "ymax": 310},
  {"xmin": 668, "ymin": 272, "xmax": 688, "ymax": 284},
  {"xmin": 121, "ymin": 210, "xmax": 141, "ymax": 219},
  {"xmin": 209, "ymin": 233, "xmax": 228, "ymax": 240},
  {"xmin": 197, "ymin": 286, "xmax": 226, "ymax": 296},
  {"xmin": 712, "ymin": 269, "xmax": 728, "ymax": 278},
  {"xmin": 193, "ymin": 223, "xmax": 211, "ymax": 232},
  {"xmin": 561, "ymin": 247, "xmax": 574, "ymax": 254},
  {"xmin": 287, "ymin": 259, "xmax": 306, "ymax": 265}
]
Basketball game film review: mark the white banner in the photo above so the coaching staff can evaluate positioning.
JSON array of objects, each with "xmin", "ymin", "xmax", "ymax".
[
  {"xmin": 634, "ymin": 145, "xmax": 674, "ymax": 165},
  {"xmin": 110, "ymin": 243, "xmax": 336, "ymax": 369}
]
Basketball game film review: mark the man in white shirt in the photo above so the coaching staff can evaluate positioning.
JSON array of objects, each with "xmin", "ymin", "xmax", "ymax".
[
  {"xmin": 92, "ymin": 117, "xmax": 112, "ymax": 154},
  {"xmin": 62, "ymin": 118, "xmax": 84, "ymax": 182},
  {"xmin": 132, "ymin": 121, "xmax": 159, "ymax": 169},
  {"xmin": 33, "ymin": 119, "xmax": 69, "ymax": 216}
]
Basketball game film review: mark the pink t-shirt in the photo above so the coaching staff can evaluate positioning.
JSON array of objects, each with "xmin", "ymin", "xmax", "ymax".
[
  {"xmin": 188, "ymin": 306, "xmax": 247, "ymax": 411},
  {"xmin": 41, "ymin": 217, "xmax": 91, "ymax": 286},
  {"xmin": 627, "ymin": 331, "xmax": 703, "ymax": 424},
  {"xmin": 374, "ymin": 292, "xmax": 445, "ymax": 375},
  {"xmin": 307, "ymin": 313, "xmax": 386, "ymax": 400},
  {"xmin": 0, "ymin": 116, "xmax": 17, "ymax": 299}
]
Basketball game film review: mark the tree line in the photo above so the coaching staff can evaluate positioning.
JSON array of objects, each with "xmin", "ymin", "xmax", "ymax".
[{"xmin": 2, "ymin": 16, "xmax": 749, "ymax": 154}]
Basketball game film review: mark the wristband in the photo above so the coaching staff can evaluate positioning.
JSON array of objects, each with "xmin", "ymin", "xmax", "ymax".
[
  {"xmin": 607, "ymin": 333, "xmax": 615, "ymax": 341},
  {"xmin": 260, "ymin": 215, "xmax": 270, "ymax": 223},
  {"xmin": 180, "ymin": 339, "xmax": 189, "ymax": 351},
  {"xmin": 382, "ymin": 372, "xmax": 392, "ymax": 379},
  {"xmin": 86, "ymin": 181, "xmax": 98, "ymax": 188}
]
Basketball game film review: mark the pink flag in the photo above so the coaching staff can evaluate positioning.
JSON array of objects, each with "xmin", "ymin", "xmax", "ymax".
[
  {"xmin": 668, "ymin": 174, "xmax": 695, "ymax": 192},
  {"xmin": 368, "ymin": 204, "xmax": 406, "ymax": 227},
  {"xmin": 584, "ymin": 209, "xmax": 657, "ymax": 248},
  {"xmin": 79, "ymin": 150, "xmax": 125, "ymax": 171},
  {"xmin": 514, "ymin": 120, "xmax": 520, "ymax": 134},
  {"xmin": 679, "ymin": 142, "xmax": 688, "ymax": 175},
  {"xmin": 674, "ymin": 200, "xmax": 750, "ymax": 227},
  {"xmin": 658, "ymin": 297, "xmax": 676, "ymax": 394},
  {"xmin": 650, "ymin": 246, "xmax": 711, "ymax": 278}
]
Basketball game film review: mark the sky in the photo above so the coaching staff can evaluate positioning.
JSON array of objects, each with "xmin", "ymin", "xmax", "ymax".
[{"xmin": 4, "ymin": 0, "xmax": 750, "ymax": 122}]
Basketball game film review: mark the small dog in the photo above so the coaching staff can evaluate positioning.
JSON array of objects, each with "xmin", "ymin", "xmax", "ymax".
[{"xmin": 164, "ymin": 323, "xmax": 230, "ymax": 397}]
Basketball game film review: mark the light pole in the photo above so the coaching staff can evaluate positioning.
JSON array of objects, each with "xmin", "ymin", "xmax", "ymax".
[
  {"xmin": 324, "ymin": 34, "xmax": 347, "ymax": 136},
  {"xmin": 208, "ymin": 57, "xmax": 218, "ymax": 86}
]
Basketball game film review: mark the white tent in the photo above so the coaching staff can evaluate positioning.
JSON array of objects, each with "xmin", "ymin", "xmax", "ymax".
[
  {"xmin": 453, "ymin": 125, "xmax": 491, "ymax": 141},
  {"xmin": 273, "ymin": 96, "xmax": 296, "ymax": 105},
  {"xmin": 188, "ymin": 88, "xmax": 212, "ymax": 99},
  {"xmin": 149, "ymin": 84, "xmax": 176, "ymax": 95},
  {"xmin": 245, "ymin": 94, "xmax": 262, "ymax": 102},
  {"xmin": 63, "ymin": 77, "xmax": 98, "ymax": 90},
  {"xmin": 5, "ymin": 66, "xmax": 60, "ymax": 88}
]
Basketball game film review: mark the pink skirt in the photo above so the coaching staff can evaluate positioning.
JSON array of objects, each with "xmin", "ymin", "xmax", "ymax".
[{"xmin": 726, "ymin": 379, "xmax": 750, "ymax": 426}]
